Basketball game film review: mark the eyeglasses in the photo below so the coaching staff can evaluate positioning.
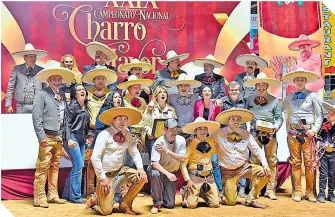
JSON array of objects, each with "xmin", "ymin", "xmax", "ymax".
[
  {"xmin": 254, "ymin": 96, "xmax": 268, "ymax": 106},
  {"xmin": 227, "ymin": 132, "xmax": 242, "ymax": 143}
]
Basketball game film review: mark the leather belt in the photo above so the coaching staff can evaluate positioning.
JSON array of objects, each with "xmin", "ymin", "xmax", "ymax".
[
  {"xmin": 325, "ymin": 146, "xmax": 335, "ymax": 153},
  {"xmin": 189, "ymin": 170, "xmax": 213, "ymax": 178},
  {"xmin": 72, "ymin": 130, "xmax": 88, "ymax": 135},
  {"xmin": 290, "ymin": 124, "xmax": 312, "ymax": 130}
]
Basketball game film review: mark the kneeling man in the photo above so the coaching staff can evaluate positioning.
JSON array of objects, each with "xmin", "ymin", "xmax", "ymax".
[
  {"xmin": 214, "ymin": 108, "xmax": 270, "ymax": 208},
  {"xmin": 86, "ymin": 107, "xmax": 147, "ymax": 215},
  {"xmin": 180, "ymin": 117, "xmax": 220, "ymax": 209}
]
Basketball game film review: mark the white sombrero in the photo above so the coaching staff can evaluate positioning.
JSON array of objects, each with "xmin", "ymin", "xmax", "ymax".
[
  {"xmin": 322, "ymin": 101, "xmax": 335, "ymax": 113},
  {"xmin": 244, "ymin": 72, "xmax": 281, "ymax": 87},
  {"xmin": 193, "ymin": 54, "xmax": 224, "ymax": 68},
  {"xmin": 159, "ymin": 50, "xmax": 190, "ymax": 65},
  {"xmin": 235, "ymin": 53, "xmax": 268, "ymax": 68},
  {"xmin": 182, "ymin": 117, "xmax": 220, "ymax": 134},
  {"xmin": 116, "ymin": 75, "xmax": 153, "ymax": 90},
  {"xmin": 282, "ymin": 67, "xmax": 320, "ymax": 84},
  {"xmin": 82, "ymin": 68, "xmax": 118, "ymax": 85},
  {"xmin": 165, "ymin": 73, "xmax": 202, "ymax": 88},
  {"xmin": 12, "ymin": 43, "xmax": 48, "ymax": 58},
  {"xmin": 36, "ymin": 60, "xmax": 74, "ymax": 83},
  {"xmin": 99, "ymin": 107, "xmax": 142, "ymax": 126},
  {"xmin": 86, "ymin": 41, "xmax": 118, "ymax": 62},
  {"xmin": 216, "ymin": 108, "xmax": 254, "ymax": 125},
  {"xmin": 119, "ymin": 58, "xmax": 152, "ymax": 72},
  {"xmin": 288, "ymin": 34, "xmax": 321, "ymax": 51}
]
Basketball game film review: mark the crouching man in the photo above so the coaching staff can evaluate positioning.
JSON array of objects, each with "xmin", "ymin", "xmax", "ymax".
[
  {"xmin": 180, "ymin": 117, "xmax": 220, "ymax": 209},
  {"xmin": 86, "ymin": 107, "xmax": 147, "ymax": 215}
]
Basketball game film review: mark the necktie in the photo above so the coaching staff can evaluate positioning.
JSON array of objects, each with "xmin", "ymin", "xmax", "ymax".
[
  {"xmin": 27, "ymin": 67, "xmax": 33, "ymax": 77},
  {"xmin": 96, "ymin": 64, "xmax": 107, "ymax": 69},
  {"xmin": 227, "ymin": 132, "xmax": 242, "ymax": 143},
  {"xmin": 293, "ymin": 92, "xmax": 306, "ymax": 100},
  {"xmin": 177, "ymin": 96, "xmax": 191, "ymax": 106},
  {"xmin": 254, "ymin": 96, "xmax": 268, "ymax": 106},
  {"xmin": 243, "ymin": 74, "xmax": 255, "ymax": 81},
  {"xmin": 203, "ymin": 76, "xmax": 216, "ymax": 84},
  {"xmin": 170, "ymin": 70, "xmax": 180, "ymax": 79}
]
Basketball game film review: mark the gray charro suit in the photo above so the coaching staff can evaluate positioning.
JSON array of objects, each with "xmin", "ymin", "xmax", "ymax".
[
  {"xmin": 5, "ymin": 63, "xmax": 44, "ymax": 113},
  {"xmin": 153, "ymin": 68, "xmax": 187, "ymax": 95},
  {"xmin": 32, "ymin": 87, "xmax": 67, "ymax": 142}
]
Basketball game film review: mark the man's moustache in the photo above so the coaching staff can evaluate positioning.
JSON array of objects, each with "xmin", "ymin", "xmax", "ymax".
[{"xmin": 247, "ymin": 66, "xmax": 253, "ymax": 70}]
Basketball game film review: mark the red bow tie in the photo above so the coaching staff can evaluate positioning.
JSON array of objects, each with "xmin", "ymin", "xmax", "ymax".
[{"xmin": 322, "ymin": 122, "xmax": 332, "ymax": 132}]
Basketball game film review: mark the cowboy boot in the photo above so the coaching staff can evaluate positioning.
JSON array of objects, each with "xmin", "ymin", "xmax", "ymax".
[{"xmin": 305, "ymin": 169, "xmax": 316, "ymax": 202}]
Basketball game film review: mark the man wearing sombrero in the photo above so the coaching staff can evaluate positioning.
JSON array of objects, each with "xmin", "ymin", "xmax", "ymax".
[
  {"xmin": 214, "ymin": 108, "xmax": 270, "ymax": 208},
  {"xmin": 316, "ymin": 101, "xmax": 335, "ymax": 203},
  {"xmin": 82, "ymin": 67, "xmax": 118, "ymax": 197},
  {"xmin": 234, "ymin": 53, "xmax": 268, "ymax": 99},
  {"xmin": 180, "ymin": 117, "xmax": 220, "ymax": 209},
  {"xmin": 244, "ymin": 72, "xmax": 283, "ymax": 200},
  {"xmin": 282, "ymin": 67, "xmax": 323, "ymax": 202},
  {"xmin": 120, "ymin": 58, "xmax": 153, "ymax": 104},
  {"xmin": 86, "ymin": 107, "xmax": 147, "ymax": 215},
  {"xmin": 5, "ymin": 43, "xmax": 48, "ymax": 114},
  {"xmin": 117, "ymin": 75, "xmax": 153, "ymax": 166},
  {"xmin": 166, "ymin": 74, "xmax": 202, "ymax": 137},
  {"xmin": 288, "ymin": 34, "xmax": 324, "ymax": 92},
  {"xmin": 32, "ymin": 61, "xmax": 74, "ymax": 208},
  {"xmin": 153, "ymin": 50, "xmax": 189, "ymax": 95},
  {"xmin": 83, "ymin": 41, "xmax": 119, "ymax": 91},
  {"xmin": 193, "ymin": 54, "xmax": 225, "ymax": 102}
]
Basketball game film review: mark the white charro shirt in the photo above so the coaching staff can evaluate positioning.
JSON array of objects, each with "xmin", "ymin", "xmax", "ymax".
[
  {"xmin": 212, "ymin": 127, "xmax": 268, "ymax": 170},
  {"xmin": 91, "ymin": 126, "xmax": 143, "ymax": 180}
]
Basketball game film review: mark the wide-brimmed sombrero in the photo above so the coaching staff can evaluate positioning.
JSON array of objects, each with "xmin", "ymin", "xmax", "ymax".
[
  {"xmin": 235, "ymin": 53, "xmax": 268, "ymax": 68},
  {"xmin": 322, "ymin": 101, "xmax": 335, "ymax": 113},
  {"xmin": 119, "ymin": 58, "xmax": 152, "ymax": 72},
  {"xmin": 99, "ymin": 107, "xmax": 142, "ymax": 126},
  {"xmin": 288, "ymin": 34, "xmax": 321, "ymax": 51},
  {"xmin": 86, "ymin": 41, "xmax": 118, "ymax": 62},
  {"xmin": 159, "ymin": 50, "xmax": 189, "ymax": 65},
  {"xmin": 36, "ymin": 60, "xmax": 74, "ymax": 83},
  {"xmin": 244, "ymin": 72, "xmax": 281, "ymax": 87},
  {"xmin": 193, "ymin": 54, "xmax": 224, "ymax": 68},
  {"xmin": 182, "ymin": 117, "xmax": 220, "ymax": 134},
  {"xmin": 82, "ymin": 68, "xmax": 118, "ymax": 85},
  {"xmin": 216, "ymin": 108, "xmax": 254, "ymax": 125},
  {"xmin": 282, "ymin": 67, "xmax": 320, "ymax": 84},
  {"xmin": 12, "ymin": 43, "xmax": 48, "ymax": 58},
  {"xmin": 116, "ymin": 75, "xmax": 153, "ymax": 90},
  {"xmin": 165, "ymin": 73, "xmax": 202, "ymax": 88}
]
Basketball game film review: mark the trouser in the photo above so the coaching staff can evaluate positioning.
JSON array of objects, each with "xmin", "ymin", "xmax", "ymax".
[
  {"xmin": 288, "ymin": 135, "xmax": 316, "ymax": 197},
  {"xmin": 62, "ymin": 133, "xmax": 86, "ymax": 202},
  {"xmin": 220, "ymin": 163, "xmax": 269, "ymax": 205},
  {"xmin": 33, "ymin": 135, "xmax": 63, "ymax": 206},
  {"xmin": 148, "ymin": 166, "xmax": 177, "ymax": 208},
  {"xmin": 86, "ymin": 135, "xmax": 96, "ymax": 197},
  {"xmin": 318, "ymin": 151, "xmax": 335, "ymax": 197},
  {"xmin": 250, "ymin": 137, "xmax": 278, "ymax": 194},
  {"xmin": 212, "ymin": 153, "xmax": 223, "ymax": 192},
  {"xmin": 181, "ymin": 174, "xmax": 219, "ymax": 208},
  {"xmin": 93, "ymin": 167, "xmax": 146, "ymax": 216},
  {"xmin": 16, "ymin": 102, "xmax": 33, "ymax": 113}
]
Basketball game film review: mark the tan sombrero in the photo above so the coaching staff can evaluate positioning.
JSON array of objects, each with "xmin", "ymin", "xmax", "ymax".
[
  {"xmin": 235, "ymin": 53, "xmax": 268, "ymax": 68},
  {"xmin": 82, "ymin": 68, "xmax": 118, "ymax": 85},
  {"xmin": 182, "ymin": 117, "xmax": 220, "ymax": 134},
  {"xmin": 288, "ymin": 34, "xmax": 321, "ymax": 51},
  {"xmin": 86, "ymin": 41, "xmax": 118, "ymax": 62},
  {"xmin": 116, "ymin": 75, "xmax": 153, "ymax": 90},
  {"xmin": 159, "ymin": 50, "xmax": 190, "ymax": 65},
  {"xmin": 322, "ymin": 101, "xmax": 335, "ymax": 113},
  {"xmin": 244, "ymin": 72, "xmax": 281, "ymax": 87},
  {"xmin": 36, "ymin": 60, "xmax": 74, "ymax": 83},
  {"xmin": 216, "ymin": 108, "xmax": 254, "ymax": 125},
  {"xmin": 165, "ymin": 73, "xmax": 202, "ymax": 88},
  {"xmin": 193, "ymin": 54, "xmax": 224, "ymax": 68},
  {"xmin": 12, "ymin": 43, "xmax": 48, "ymax": 58},
  {"xmin": 282, "ymin": 67, "xmax": 320, "ymax": 84},
  {"xmin": 119, "ymin": 58, "xmax": 152, "ymax": 72},
  {"xmin": 99, "ymin": 107, "xmax": 142, "ymax": 126}
]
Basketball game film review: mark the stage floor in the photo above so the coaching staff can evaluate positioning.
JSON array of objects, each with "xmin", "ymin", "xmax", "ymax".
[{"xmin": 1, "ymin": 178, "xmax": 334, "ymax": 217}]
